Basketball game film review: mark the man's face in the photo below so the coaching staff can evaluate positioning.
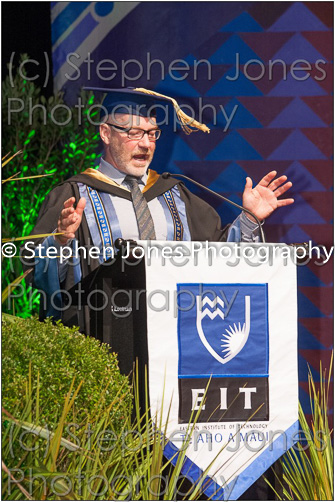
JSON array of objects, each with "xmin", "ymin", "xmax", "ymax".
[{"xmin": 100, "ymin": 113, "xmax": 157, "ymax": 177}]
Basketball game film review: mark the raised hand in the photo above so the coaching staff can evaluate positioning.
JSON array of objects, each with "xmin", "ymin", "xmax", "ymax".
[
  {"xmin": 242, "ymin": 171, "xmax": 294, "ymax": 222},
  {"xmin": 55, "ymin": 197, "xmax": 86, "ymax": 245}
]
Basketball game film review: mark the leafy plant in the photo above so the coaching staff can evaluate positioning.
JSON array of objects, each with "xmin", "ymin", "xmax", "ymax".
[
  {"xmin": 2, "ymin": 314, "xmax": 132, "ymax": 430},
  {"xmin": 266, "ymin": 355, "xmax": 333, "ymax": 500},
  {"xmin": 1, "ymin": 322, "xmax": 239, "ymax": 502},
  {"xmin": 2, "ymin": 53, "xmax": 101, "ymax": 317},
  {"xmin": 2, "ymin": 364, "xmax": 222, "ymax": 501}
]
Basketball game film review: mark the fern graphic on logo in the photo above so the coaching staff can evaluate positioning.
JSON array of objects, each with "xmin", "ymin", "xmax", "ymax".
[{"xmin": 196, "ymin": 295, "xmax": 251, "ymax": 364}]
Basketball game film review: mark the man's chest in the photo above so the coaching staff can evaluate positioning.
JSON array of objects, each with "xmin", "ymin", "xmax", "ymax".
[{"xmin": 77, "ymin": 183, "xmax": 191, "ymax": 250}]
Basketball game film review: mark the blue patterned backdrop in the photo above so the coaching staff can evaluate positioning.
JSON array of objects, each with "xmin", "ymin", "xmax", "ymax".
[{"xmin": 52, "ymin": 1, "xmax": 333, "ymax": 417}]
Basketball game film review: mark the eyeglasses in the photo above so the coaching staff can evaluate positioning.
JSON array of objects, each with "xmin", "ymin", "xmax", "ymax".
[{"xmin": 106, "ymin": 123, "xmax": 162, "ymax": 141}]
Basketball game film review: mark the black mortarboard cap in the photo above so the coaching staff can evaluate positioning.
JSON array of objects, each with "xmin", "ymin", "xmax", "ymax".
[{"xmin": 84, "ymin": 87, "xmax": 210, "ymax": 135}]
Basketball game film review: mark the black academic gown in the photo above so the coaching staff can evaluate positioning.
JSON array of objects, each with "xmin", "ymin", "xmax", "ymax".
[{"xmin": 26, "ymin": 171, "xmax": 230, "ymax": 325}]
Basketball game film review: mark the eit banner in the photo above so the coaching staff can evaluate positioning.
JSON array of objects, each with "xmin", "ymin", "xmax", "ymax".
[
  {"xmin": 178, "ymin": 283, "xmax": 269, "ymax": 424},
  {"xmin": 144, "ymin": 242, "xmax": 299, "ymax": 500}
]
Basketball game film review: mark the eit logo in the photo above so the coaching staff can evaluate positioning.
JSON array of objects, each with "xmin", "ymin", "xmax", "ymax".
[
  {"xmin": 177, "ymin": 284, "xmax": 269, "ymax": 422},
  {"xmin": 196, "ymin": 293, "xmax": 250, "ymax": 365}
]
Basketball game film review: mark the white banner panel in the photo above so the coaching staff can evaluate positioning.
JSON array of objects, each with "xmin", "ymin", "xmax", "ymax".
[{"xmin": 142, "ymin": 241, "xmax": 299, "ymax": 500}]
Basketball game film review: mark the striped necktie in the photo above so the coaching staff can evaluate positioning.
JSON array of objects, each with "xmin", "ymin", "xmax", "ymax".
[{"xmin": 125, "ymin": 175, "xmax": 156, "ymax": 240}]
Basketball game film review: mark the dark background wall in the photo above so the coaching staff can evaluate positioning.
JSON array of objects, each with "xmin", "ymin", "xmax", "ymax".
[{"xmin": 2, "ymin": 1, "xmax": 53, "ymax": 95}]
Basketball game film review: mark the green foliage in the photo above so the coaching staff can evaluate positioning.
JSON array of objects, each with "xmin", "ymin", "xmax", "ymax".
[
  {"xmin": 266, "ymin": 356, "xmax": 333, "ymax": 500},
  {"xmin": 0, "ymin": 315, "xmax": 224, "ymax": 501},
  {"xmin": 2, "ymin": 54, "xmax": 101, "ymax": 317},
  {"xmin": 2, "ymin": 314, "xmax": 132, "ymax": 430},
  {"xmin": 2, "ymin": 359, "xmax": 214, "ymax": 500}
]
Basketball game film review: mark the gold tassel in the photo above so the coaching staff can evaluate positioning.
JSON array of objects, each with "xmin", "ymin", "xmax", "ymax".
[{"xmin": 134, "ymin": 87, "xmax": 210, "ymax": 135}]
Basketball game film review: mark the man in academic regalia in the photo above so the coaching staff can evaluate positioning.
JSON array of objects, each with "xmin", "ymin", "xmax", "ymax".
[
  {"xmin": 26, "ymin": 88, "xmax": 293, "ymax": 500},
  {"xmin": 28, "ymin": 87, "xmax": 294, "ymax": 327}
]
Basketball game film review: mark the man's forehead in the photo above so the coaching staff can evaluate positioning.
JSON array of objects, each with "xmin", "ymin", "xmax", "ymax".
[{"xmin": 108, "ymin": 113, "xmax": 158, "ymax": 128}]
